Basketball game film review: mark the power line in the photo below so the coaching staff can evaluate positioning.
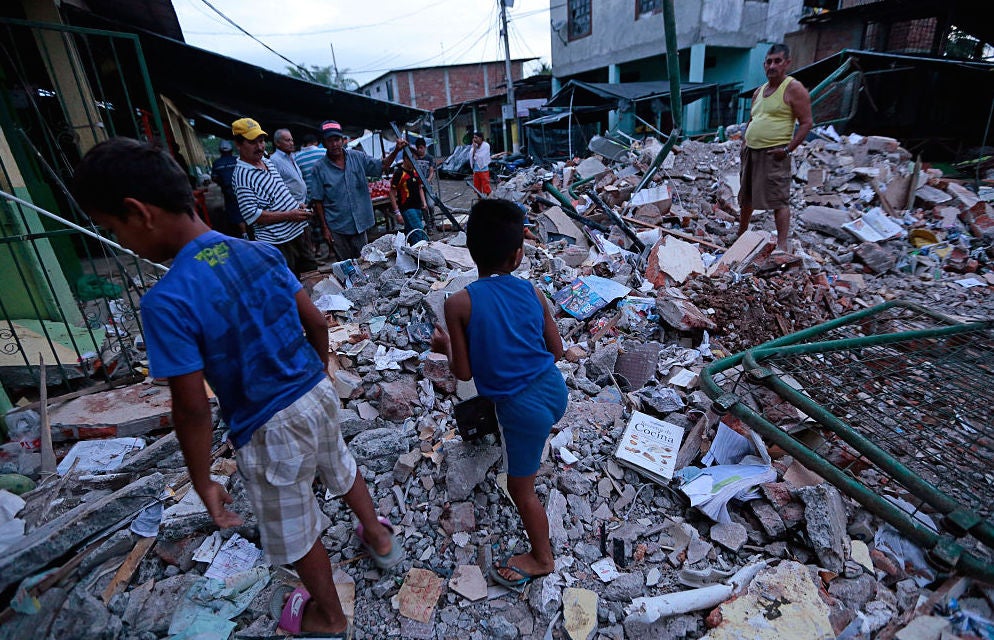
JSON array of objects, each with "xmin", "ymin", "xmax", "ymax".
[
  {"xmin": 185, "ymin": 0, "xmax": 448, "ymax": 37},
  {"xmin": 195, "ymin": 0, "xmax": 314, "ymax": 79}
]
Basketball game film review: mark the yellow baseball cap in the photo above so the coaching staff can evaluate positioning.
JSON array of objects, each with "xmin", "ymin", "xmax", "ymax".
[{"xmin": 231, "ymin": 118, "xmax": 267, "ymax": 140}]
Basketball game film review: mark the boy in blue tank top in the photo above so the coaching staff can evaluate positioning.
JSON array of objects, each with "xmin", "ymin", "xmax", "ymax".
[
  {"xmin": 72, "ymin": 138, "xmax": 403, "ymax": 639},
  {"xmin": 431, "ymin": 198, "xmax": 568, "ymax": 589}
]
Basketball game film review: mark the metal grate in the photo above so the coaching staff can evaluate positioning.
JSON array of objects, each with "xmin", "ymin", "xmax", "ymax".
[{"xmin": 704, "ymin": 302, "xmax": 994, "ymax": 581}]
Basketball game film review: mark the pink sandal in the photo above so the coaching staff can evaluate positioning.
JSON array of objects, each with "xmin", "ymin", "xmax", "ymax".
[{"xmin": 270, "ymin": 585, "xmax": 353, "ymax": 638}]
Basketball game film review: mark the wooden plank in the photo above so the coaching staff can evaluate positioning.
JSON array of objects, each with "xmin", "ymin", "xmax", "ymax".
[
  {"xmin": 101, "ymin": 536, "xmax": 156, "ymax": 603},
  {"xmin": 622, "ymin": 216, "xmax": 725, "ymax": 250},
  {"xmin": 871, "ymin": 180, "xmax": 898, "ymax": 217},
  {"xmin": 38, "ymin": 354, "xmax": 56, "ymax": 479}
]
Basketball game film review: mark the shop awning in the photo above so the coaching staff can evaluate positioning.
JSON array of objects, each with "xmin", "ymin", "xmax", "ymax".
[{"xmin": 545, "ymin": 80, "xmax": 719, "ymax": 111}]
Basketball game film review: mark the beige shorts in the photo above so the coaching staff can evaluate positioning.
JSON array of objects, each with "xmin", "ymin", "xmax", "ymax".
[{"xmin": 234, "ymin": 377, "xmax": 357, "ymax": 565}]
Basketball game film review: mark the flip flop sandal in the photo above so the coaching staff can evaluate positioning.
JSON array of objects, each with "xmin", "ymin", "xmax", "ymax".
[
  {"xmin": 488, "ymin": 560, "xmax": 537, "ymax": 592},
  {"xmin": 269, "ymin": 585, "xmax": 354, "ymax": 639},
  {"xmin": 355, "ymin": 516, "xmax": 404, "ymax": 570}
]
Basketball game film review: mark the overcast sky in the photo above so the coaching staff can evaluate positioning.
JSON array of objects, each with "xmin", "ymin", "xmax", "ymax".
[{"xmin": 172, "ymin": 0, "xmax": 553, "ymax": 86}]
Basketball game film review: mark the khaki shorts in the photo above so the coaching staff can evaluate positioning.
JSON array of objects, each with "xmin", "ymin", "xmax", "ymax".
[
  {"xmin": 235, "ymin": 377, "xmax": 357, "ymax": 565},
  {"xmin": 739, "ymin": 145, "xmax": 792, "ymax": 210}
]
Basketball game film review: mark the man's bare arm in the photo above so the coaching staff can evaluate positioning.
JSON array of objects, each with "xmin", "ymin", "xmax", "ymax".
[
  {"xmin": 785, "ymin": 81, "xmax": 813, "ymax": 153},
  {"xmin": 254, "ymin": 207, "xmax": 311, "ymax": 225},
  {"xmin": 296, "ymin": 289, "xmax": 329, "ymax": 370}
]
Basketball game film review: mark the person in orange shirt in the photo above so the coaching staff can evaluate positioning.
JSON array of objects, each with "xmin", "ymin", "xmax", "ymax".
[{"xmin": 738, "ymin": 43, "xmax": 813, "ymax": 253}]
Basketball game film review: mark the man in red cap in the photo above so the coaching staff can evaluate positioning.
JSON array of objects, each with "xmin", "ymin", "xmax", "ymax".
[{"xmin": 306, "ymin": 120, "xmax": 406, "ymax": 261}]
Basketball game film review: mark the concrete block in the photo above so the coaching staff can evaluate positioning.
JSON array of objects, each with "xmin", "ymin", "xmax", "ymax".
[
  {"xmin": 47, "ymin": 384, "xmax": 174, "ymax": 441},
  {"xmin": 800, "ymin": 206, "xmax": 853, "ymax": 241}
]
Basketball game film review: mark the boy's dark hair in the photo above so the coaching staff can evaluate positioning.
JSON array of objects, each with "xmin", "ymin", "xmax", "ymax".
[
  {"xmin": 72, "ymin": 137, "xmax": 195, "ymax": 219},
  {"xmin": 466, "ymin": 198, "xmax": 524, "ymax": 271},
  {"xmin": 472, "ymin": 131, "xmax": 483, "ymax": 139},
  {"xmin": 301, "ymin": 133, "xmax": 318, "ymax": 145},
  {"xmin": 414, "ymin": 137, "xmax": 427, "ymax": 147}
]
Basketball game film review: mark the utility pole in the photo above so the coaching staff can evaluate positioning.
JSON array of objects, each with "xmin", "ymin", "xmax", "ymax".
[{"xmin": 499, "ymin": 0, "xmax": 519, "ymax": 153}]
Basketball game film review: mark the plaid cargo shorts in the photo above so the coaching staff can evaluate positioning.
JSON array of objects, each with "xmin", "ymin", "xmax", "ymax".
[{"xmin": 234, "ymin": 377, "xmax": 357, "ymax": 565}]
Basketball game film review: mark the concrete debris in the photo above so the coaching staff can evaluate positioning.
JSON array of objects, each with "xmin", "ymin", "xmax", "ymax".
[{"xmin": 3, "ymin": 129, "xmax": 994, "ymax": 639}]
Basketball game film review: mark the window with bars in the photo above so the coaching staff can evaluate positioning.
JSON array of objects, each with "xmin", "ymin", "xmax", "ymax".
[
  {"xmin": 568, "ymin": 0, "xmax": 591, "ymax": 40},
  {"xmin": 636, "ymin": 0, "xmax": 661, "ymax": 17}
]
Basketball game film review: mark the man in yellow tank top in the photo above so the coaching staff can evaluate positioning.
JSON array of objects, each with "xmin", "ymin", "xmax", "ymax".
[{"xmin": 738, "ymin": 43, "xmax": 813, "ymax": 252}]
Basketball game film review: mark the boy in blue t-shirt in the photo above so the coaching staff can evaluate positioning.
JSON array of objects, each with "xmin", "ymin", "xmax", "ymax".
[
  {"xmin": 431, "ymin": 198, "xmax": 568, "ymax": 589},
  {"xmin": 72, "ymin": 138, "xmax": 402, "ymax": 639}
]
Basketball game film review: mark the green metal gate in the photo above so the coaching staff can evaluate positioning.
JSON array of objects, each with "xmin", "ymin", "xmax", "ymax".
[
  {"xmin": 0, "ymin": 17, "xmax": 166, "ymax": 411},
  {"xmin": 703, "ymin": 301, "xmax": 994, "ymax": 581}
]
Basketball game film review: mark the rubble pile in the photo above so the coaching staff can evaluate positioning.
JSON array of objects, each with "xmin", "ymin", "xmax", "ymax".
[{"xmin": 1, "ymin": 129, "xmax": 993, "ymax": 640}]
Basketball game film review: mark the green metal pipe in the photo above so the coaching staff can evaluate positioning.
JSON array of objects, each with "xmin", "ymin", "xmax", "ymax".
[
  {"xmin": 634, "ymin": 0, "xmax": 682, "ymax": 193},
  {"xmin": 744, "ymin": 323, "xmax": 994, "ymax": 548},
  {"xmin": 567, "ymin": 174, "xmax": 596, "ymax": 201},
  {"xmin": 714, "ymin": 393, "xmax": 994, "ymax": 582},
  {"xmin": 662, "ymin": 0, "xmax": 683, "ymax": 133},
  {"xmin": 541, "ymin": 181, "xmax": 610, "ymax": 232},
  {"xmin": 809, "ymin": 58, "xmax": 853, "ymax": 102}
]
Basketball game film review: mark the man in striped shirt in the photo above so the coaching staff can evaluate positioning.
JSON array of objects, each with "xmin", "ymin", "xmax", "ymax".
[{"xmin": 230, "ymin": 118, "xmax": 316, "ymax": 276}]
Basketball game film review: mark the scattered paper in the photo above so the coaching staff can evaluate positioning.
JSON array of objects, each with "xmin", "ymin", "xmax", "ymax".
[
  {"xmin": 956, "ymin": 277, "xmax": 985, "ymax": 288},
  {"xmin": 313, "ymin": 294, "xmax": 353, "ymax": 312},
  {"xmin": 842, "ymin": 208, "xmax": 903, "ymax": 242},
  {"xmin": 203, "ymin": 533, "xmax": 264, "ymax": 581},
  {"xmin": 591, "ymin": 557, "xmax": 621, "ymax": 582},
  {"xmin": 374, "ymin": 345, "xmax": 419, "ymax": 371},
  {"xmin": 701, "ymin": 422, "xmax": 755, "ymax": 467},
  {"xmin": 167, "ymin": 566, "xmax": 270, "ymax": 638},
  {"xmin": 56, "ymin": 437, "xmax": 145, "ymax": 475},
  {"xmin": 192, "ymin": 531, "xmax": 223, "ymax": 564},
  {"xmin": 679, "ymin": 427, "xmax": 774, "ymax": 523}
]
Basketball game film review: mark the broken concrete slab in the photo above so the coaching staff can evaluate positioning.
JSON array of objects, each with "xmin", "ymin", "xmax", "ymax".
[
  {"xmin": 538, "ymin": 205, "xmax": 590, "ymax": 249},
  {"xmin": 576, "ymin": 156, "xmax": 609, "ymax": 180},
  {"xmin": 350, "ymin": 427, "xmax": 406, "ymax": 473},
  {"xmin": 449, "ymin": 564, "xmax": 487, "ymax": 602},
  {"xmin": 709, "ymin": 230, "xmax": 771, "ymax": 275},
  {"xmin": 398, "ymin": 567, "xmax": 445, "ymax": 624},
  {"xmin": 800, "ymin": 206, "xmax": 853, "ymax": 241},
  {"xmin": 797, "ymin": 483, "xmax": 850, "ymax": 574},
  {"xmin": 563, "ymin": 587, "xmax": 598, "ymax": 640},
  {"xmin": 444, "ymin": 440, "xmax": 502, "ymax": 501},
  {"xmin": 656, "ymin": 293, "xmax": 716, "ymax": 332},
  {"xmin": 47, "ymin": 384, "xmax": 174, "ymax": 441},
  {"xmin": 855, "ymin": 242, "xmax": 897, "ymax": 274},
  {"xmin": 703, "ymin": 560, "xmax": 834, "ymax": 640},
  {"xmin": 0, "ymin": 472, "xmax": 165, "ymax": 591},
  {"xmin": 376, "ymin": 377, "xmax": 420, "ymax": 422}
]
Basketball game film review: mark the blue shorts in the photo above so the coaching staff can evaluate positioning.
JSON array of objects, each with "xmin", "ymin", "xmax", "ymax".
[{"xmin": 493, "ymin": 364, "xmax": 569, "ymax": 477}]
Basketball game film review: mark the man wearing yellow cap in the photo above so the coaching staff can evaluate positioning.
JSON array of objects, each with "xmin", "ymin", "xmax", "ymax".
[{"xmin": 230, "ymin": 118, "xmax": 316, "ymax": 275}]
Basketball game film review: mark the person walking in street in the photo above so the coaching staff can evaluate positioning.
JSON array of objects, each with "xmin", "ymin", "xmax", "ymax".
[
  {"xmin": 270, "ymin": 128, "xmax": 307, "ymax": 205},
  {"xmin": 470, "ymin": 131, "xmax": 491, "ymax": 199}
]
